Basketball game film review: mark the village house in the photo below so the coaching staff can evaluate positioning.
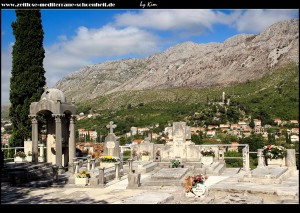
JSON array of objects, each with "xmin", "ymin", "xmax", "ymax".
[{"xmin": 254, "ymin": 119, "xmax": 262, "ymax": 126}]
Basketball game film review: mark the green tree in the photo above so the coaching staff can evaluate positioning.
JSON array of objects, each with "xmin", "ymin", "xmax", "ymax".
[{"xmin": 9, "ymin": 10, "xmax": 46, "ymax": 147}]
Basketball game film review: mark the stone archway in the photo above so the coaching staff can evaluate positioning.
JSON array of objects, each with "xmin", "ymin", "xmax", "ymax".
[{"xmin": 29, "ymin": 87, "xmax": 76, "ymax": 173}]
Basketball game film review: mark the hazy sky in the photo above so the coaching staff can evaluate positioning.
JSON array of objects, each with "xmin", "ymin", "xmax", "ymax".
[{"xmin": 1, "ymin": 9, "xmax": 298, "ymax": 105}]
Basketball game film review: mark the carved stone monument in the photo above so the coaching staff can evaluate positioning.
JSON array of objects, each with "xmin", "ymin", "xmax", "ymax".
[
  {"xmin": 29, "ymin": 87, "xmax": 76, "ymax": 174},
  {"xmin": 103, "ymin": 121, "xmax": 120, "ymax": 158}
]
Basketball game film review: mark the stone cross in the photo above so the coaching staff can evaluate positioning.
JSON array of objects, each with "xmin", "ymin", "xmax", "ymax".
[{"xmin": 107, "ymin": 121, "xmax": 117, "ymax": 134}]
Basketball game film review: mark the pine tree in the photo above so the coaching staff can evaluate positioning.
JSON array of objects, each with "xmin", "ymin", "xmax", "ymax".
[{"xmin": 9, "ymin": 10, "xmax": 46, "ymax": 147}]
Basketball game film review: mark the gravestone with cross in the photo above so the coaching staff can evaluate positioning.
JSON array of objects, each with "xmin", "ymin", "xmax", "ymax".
[{"xmin": 103, "ymin": 121, "xmax": 120, "ymax": 158}]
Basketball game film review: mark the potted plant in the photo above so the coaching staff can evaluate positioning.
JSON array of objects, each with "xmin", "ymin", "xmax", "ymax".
[
  {"xmin": 14, "ymin": 151, "xmax": 27, "ymax": 162},
  {"xmin": 99, "ymin": 155, "xmax": 120, "ymax": 168},
  {"xmin": 75, "ymin": 170, "xmax": 91, "ymax": 185},
  {"xmin": 263, "ymin": 145, "xmax": 287, "ymax": 167},
  {"xmin": 200, "ymin": 148, "xmax": 215, "ymax": 165},
  {"xmin": 26, "ymin": 151, "xmax": 32, "ymax": 162},
  {"xmin": 170, "ymin": 159, "xmax": 181, "ymax": 168},
  {"xmin": 141, "ymin": 150, "xmax": 150, "ymax": 161}
]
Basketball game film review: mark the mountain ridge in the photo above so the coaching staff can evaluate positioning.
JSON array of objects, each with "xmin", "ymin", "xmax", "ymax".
[{"xmin": 53, "ymin": 18, "xmax": 299, "ymax": 103}]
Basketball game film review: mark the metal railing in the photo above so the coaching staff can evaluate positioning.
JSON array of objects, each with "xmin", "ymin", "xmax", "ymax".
[{"xmin": 1, "ymin": 146, "xmax": 46, "ymax": 162}]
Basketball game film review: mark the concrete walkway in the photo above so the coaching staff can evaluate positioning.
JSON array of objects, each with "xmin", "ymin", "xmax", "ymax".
[{"xmin": 1, "ymin": 168, "xmax": 299, "ymax": 204}]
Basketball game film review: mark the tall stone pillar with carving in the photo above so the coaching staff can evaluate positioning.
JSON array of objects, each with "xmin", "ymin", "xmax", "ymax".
[
  {"xmin": 242, "ymin": 146, "xmax": 250, "ymax": 171},
  {"xmin": 29, "ymin": 115, "xmax": 39, "ymax": 163},
  {"xmin": 69, "ymin": 115, "xmax": 76, "ymax": 166},
  {"xmin": 257, "ymin": 149, "xmax": 265, "ymax": 167},
  {"xmin": 53, "ymin": 114, "xmax": 65, "ymax": 173}
]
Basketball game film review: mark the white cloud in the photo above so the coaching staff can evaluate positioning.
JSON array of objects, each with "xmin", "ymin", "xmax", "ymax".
[
  {"xmin": 231, "ymin": 9, "xmax": 299, "ymax": 33},
  {"xmin": 44, "ymin": 25, "xmax": 159, "ymax": 87},
  {"xmin": 2, "ymin": 25, "xmax": 159, "ymax": 104},
  {"xmin": 114, "ymin": 9, "xmax": 220, "ymax": 35},
  {"xmin": 114, "ymin": 9, "xmax": 298, "ymax": 35}
]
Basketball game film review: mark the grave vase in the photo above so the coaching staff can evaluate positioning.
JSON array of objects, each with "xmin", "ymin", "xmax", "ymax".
[
  {"xmin": 201, "ymin": 156, "xmax": 213, "ymax": 165},
  {"xmin": 14, "ymin": 157, "xmax": 26, "ymax": 162},
  {"xmin": 100, "ymin": 162, "xmax": 115, "ymax": 169},
  {"xmin": 267, "ymin": 158, "xmax": 285, "ymax": 167},
  {"xmin": 75, "ymin": 177, "xmax": 89, "ymax": 185},
  {"xmin": 142, "ymin": 156, "xmax": 150, "ymax": 161}
]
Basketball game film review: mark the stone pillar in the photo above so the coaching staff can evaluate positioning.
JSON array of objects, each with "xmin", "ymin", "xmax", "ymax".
[
  {"xmin": 286, "ymin": 149, "xmax": 296, "ymax": 167},
  {"xmin": 218, "ymin": 149, "xmax": 224, "ymax": 160},
  {"xmin": 73, "ymin": 161, "xmax": 79, "ymax": 174},
  {"xmin": 39, "ymin": 144, "xmax": 45, "ymax": 162},
  {"xmin": 242, "ymin": 146, "xmax": 250, "ymax": 171},
  {"xmin": 53, "ymin": 114, "xmax": 65, "ymax": 173},
  {"xmin": 87, "ymin": 158, "xmax": 91, "ymax": 171},
  {"xmin": 257, "ymin": 149, "xmax": 265, "ymax": 167},
  {"xmin": 29, "ymin": 115, "xmax": 39, "ymax": 163},
  {"xmin": 98, "ymin": 168, "xmax": 105, "ymax": 187},
  {"xmin": 91, "ymin": 159, "xmax": 95, "ymax": 170},
  {"xmin": 115, "ymin": 162, "xmax": 120, "ymax": 180},
  {"xmin": 128, "ymin": 158, "xmax": 134, "ymax": 173},
  {"xmin": 68, "ymin": 115, "xmax": 76, "ymax": 166}
]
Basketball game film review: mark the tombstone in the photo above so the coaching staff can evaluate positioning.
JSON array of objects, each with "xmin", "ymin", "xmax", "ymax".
[
  {"xmin": 127, "ymin": 170, "xmax": 141, "ymax": 189},
  {"xmin": 98, "ymin": 168, "xmax": 105, "ymax": 187},
  {"xmin": 89, "ymin": 169, "xmax": 99, "ymax": 185},
  {"xmin": 103, "ymin": 121, "xmax": 120, "ymax": 158},
  {"xmin": 185, "ymin": 126, "xmax": 191, "ymax": 140}
]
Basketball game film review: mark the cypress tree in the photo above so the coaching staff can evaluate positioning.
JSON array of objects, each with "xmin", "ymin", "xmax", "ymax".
[{"xmin": 9, "ymin": 10, "xmax": 46, "ymax": 147}]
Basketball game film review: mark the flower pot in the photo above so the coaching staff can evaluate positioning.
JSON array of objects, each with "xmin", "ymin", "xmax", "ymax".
[
  {"xmin": 201, "ymin": 156, "xmax": 214, "ymax": 165},
  {"xmin": 14, "ymin": 157, "xmax": 26, "ymax": 162},
  {"xmin": 267, "ymin": 158, "xmax": 285, "ymax": 167},
  {"xmin": 142, "ymin": 156, "xmax": 150, "ymax": 161},
  {"xmin": 192, "ymin": 183, "xmax": 206, "ymax": 197},
  {"xmin": 100, "ymin": 162, "xmax": 115, "ymax": 169},
  {"xmin": 26, "ymin": 156, "xmax": 32, "ymax": 162},
  {"xmin": 75, "ymin": 177, "xmax": 89, "ymax": 185}
]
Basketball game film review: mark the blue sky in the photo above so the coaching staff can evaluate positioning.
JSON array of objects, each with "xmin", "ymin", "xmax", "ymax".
[{"xmin": 1, "ymin": 9, "xmax": 299, "ymax": 105}]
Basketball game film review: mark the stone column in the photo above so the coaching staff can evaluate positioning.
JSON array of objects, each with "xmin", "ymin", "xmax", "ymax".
[
  {"xmin": 68, "ymin": 115, "xmax": 76, "ymax": 166},
  {"xmin": 242, "ymin": 146, "xmax": 250, "ymax": 171},
  {"xmin": 29, "ymin": 115, "xmax": 38, "ymax": 163},
  {"xmin": 87, "ymin": 158, "xmax": 91, "ymax": 171},
  {"xmin": 74, "ymin": 161, "xmax": 79, "ymax": 174},
  {"xmin": 257, "ymin": 149, "xmax": 265, "ymax": 167},
  {"xmin": 91, "ymin": 159, "xmax": 95, "ymax": 170},
  {"xmin": 115, "ymin": 162, "xmax": 120, "ymax": 180},
  {"xmin": 286, "ymin": 149, "xmax": 296, "ymax": 167},
  {"xmin": 128, "ymin": 158, "xmax": 133, "ymax": 173},
  {"xmin": 52, "ymin": 114, "xmax": 65, "ymax": 173},
  {"xmin": 98, "ymin": 168, "xmax": 105, "ymax": 187},
  {"xmin": 39, "ymin": 144, "xmax": 45, "ymax": 162}
]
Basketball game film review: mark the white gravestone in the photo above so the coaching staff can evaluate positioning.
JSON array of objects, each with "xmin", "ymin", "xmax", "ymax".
[{"xmin": 107, "ymin": 141, "xmax": 116, "ymax": 156}]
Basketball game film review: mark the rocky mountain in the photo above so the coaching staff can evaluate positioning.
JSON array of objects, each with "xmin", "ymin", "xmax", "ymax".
[{"xmin": 55, "ymin": 19, "xmax": 299, "ymax": 103}]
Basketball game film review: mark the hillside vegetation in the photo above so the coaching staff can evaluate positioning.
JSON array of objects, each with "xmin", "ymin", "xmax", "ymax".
[{"xmin": 76, "ymin": 63, "xmax": 298, "ymax": 134}]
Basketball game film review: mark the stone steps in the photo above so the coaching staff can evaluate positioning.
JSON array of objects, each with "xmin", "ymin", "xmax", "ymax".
[{"xmin": 2, "ymin": 162, "xmax": 56, "ymax": 186}]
